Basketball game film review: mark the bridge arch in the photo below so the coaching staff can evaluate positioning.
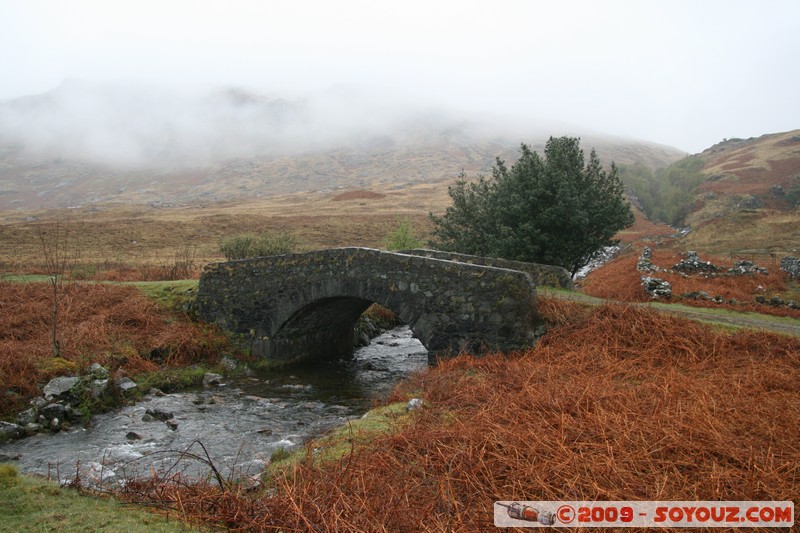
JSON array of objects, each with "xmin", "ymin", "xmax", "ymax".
[{"xmin": 196, "ymin": 248, "xmax": 542, "ymax": 362}]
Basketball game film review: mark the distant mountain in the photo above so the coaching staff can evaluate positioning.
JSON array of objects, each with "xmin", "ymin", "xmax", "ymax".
[{"xmin": 0, "ymin": 81, "xmax": 686, "ymax": 210}]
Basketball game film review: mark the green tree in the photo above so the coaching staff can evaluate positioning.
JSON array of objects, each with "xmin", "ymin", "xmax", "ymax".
[
  {"xmin": 383, "ymin": 219, "xmax": 423, "ymax": 251},
  {"xmin": 430, "ymin": 137, "xmax": 634, "ymax": 276}
]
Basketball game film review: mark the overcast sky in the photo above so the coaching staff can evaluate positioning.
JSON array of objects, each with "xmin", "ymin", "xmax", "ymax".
[{"xmin": 1, "ymin": 0, "xmax": 798, "ymax": 153}]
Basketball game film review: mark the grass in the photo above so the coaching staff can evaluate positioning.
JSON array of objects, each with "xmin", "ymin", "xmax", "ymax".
[
  {"xmin": 0, "ymin": 465, "xmax": 198, "ymax": 533},
  {"xmin": 128, "ymin": 280, "xmax": 199, "ymax": 309},
  {"xmin": 0, "ymin": 281, "xmax": 228, "ymax": 418}
]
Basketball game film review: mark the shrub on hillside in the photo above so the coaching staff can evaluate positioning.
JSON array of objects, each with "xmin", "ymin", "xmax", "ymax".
[{"xmin": 220, "ymin": 231, "xmax": 297, "ymax": 260}]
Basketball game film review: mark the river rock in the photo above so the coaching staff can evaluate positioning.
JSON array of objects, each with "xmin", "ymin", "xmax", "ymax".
[
  {"xmin": 115, "ymin": 376, "xmax": 138, "ymax": 392},
  {"xmin": 203, "ymin": 373, "xmax": 223, "ymax": 387},
  {"xmin": 49, "ymin": 418, "xmax": 61, "ymax": 432},
  {"xmin": 125, "ymin": 431, "xmax": 143, "ymax": 440},
  {"xmin": 24, "ymin": 423, "xmax": 42, "ymax": 435},
  {"xmin": 16, "ymin": 407, "xmax": 38, "ymax": 426},
  {"xmin": 0, "ymin": 452, "xmax": 21, "ymax": 461},
  {"xmin": 29, "ymin": 397, "xmax": 48, "ymax": 409},
  {"xmin": 42, "ymin": 376, "xmax": 80, "ymax": 401},
  {"xmin": 165, "ymin": 419, "xmax": 178, "ymax": 431},
  {"xmin": 88, "ymin": 363, "xmax": 109, "ymax": 379},
  {"xmin": 40, "ymin": 402, "xmax": 69, "ymax": 421},
  {"xmin": 220, "ymin": 356, "xmax": 238, "ymax": 371},
  {"xmin": 145, "ymin": 408, "xmax": 173, "ymax": 421},
  {"xmin": 0, "ymin": 421, "xmax": 24, "ymax": 442},
  {"xmin": 90, "ymin": 379, "xmax": 109, "ymax": 398}
]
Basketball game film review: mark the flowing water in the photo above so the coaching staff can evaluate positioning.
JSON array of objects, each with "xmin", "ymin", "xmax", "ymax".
[{"xmin": 0, "ymin": 327, "xmax": 427, "ymax": 485}]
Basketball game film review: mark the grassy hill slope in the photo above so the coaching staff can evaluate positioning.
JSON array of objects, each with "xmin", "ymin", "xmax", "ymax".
[{"xmin": 683, "ymin": 130, "xmax": 800, "ymax": 254}]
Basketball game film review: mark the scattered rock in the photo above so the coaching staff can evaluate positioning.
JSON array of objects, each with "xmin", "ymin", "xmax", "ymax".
[
  {"xmin": 40, "ymin": 402, "xmax": 69, "ymax": 421},
  {"xmin": 115, "ymin": 377, "xmax": 138, "ymax": 392},
  {"xmin": 736, "ymin": 194, "xmax": 762, "ymax": 209},
  {"xmin": 0, "ymin": 452, "xmax": 21, "ymax": 461},
  {"xmin": 125, "ymin": 431, "xmax": 143, "ymax": 440},
  {"xmin": 203, "ymin": 373, "xmax": 223, "ymax": 387},
  {"xmin": 29, "ymin": 397, "xmax": 48, "ymax": 409},
  {"xmin": 141, "ymin": 413, "xmax": 157, "ymax": 422},
  {"xmin": 42, "ymin": 376, "xmax": 80, "ymax": 401},
  {"xmin": 636, "ymin": 247, "xmax": 658, "ymax": 272},
  {"xmin": 0, "ymin": 421, "xmax": 24, "ymax": 442},
  {"xmin": 682, "ymin": 291, "xmax": 711, "ymax": 301},
  {"xmin": 728, "ymin": 260, "xmax": 768, "ymax": 275},
  {"xmin": 24, "ymin": 423, "xmax": 42, "ymax": 435},
  {"xmin": 642, "ymin": 276, "xmax": 672, "ymax": 299},
  {"xmin": 150, "ymin": 388, "xmax": 166, "ymax": 397},
  {"xmin": 16, "ymin": 407, "xmax": 38, "ymax": 426},
  {"xmin": 50, "ymin": 418, "xmax": 61, "ymax": 432},
  {"xmin": 145, "ymin": 408, "xmax": 174, "ymax": 421},
  {"xmin": 406, "ymin": 398, "xmax": 423, "ymax": 411},
  {"xmin": 673, "ymin": 251, "xmax": 718, "ymax": 275},
  {"xmin": 88, "ymin": 363, "xmax": 109, "ymax": 379},
  {"xmin": 219, "ymin": 356, "xmax": 238, "ymax": 371},
  {"xmin": 165, "ymin": 419, "xmax": 179, "ymax": 431},
  {"xmin": 780, "ymin": 256, "xmax": 800, "ymax": 279},
  {"xmin": 90, "ymin": 379, "xmax": 109, "ymax": 398},
  {"xmin": 257, "ymin": 428, "xmax": 273, "ymax": 435}
]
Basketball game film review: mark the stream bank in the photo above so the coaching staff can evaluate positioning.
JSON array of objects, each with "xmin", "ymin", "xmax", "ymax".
[{"xmin": 0, "ymin": 327, "xmax": 428, "ymax": 485}]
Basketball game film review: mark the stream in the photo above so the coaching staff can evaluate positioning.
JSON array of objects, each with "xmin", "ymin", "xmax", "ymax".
[{"xmin": 0, "ymin": 326, "xmax": 427, "ymax": 485}]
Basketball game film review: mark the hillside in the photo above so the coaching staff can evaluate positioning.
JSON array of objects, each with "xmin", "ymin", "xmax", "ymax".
[
  {"xmin": 0, "ymin": 82, "xmax": 685, "ymax": 211},
  {"xmin": 621, "ymin": 129, "xmax": 800, "ymax": 256},
  {"xmin": 681, "ymin": 130, "xmax": 800, "ymax": 254}
]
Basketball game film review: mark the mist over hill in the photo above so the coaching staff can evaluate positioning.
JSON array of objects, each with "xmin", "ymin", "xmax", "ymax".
[{"xmin": 0, "ymin": 80, "xmax": 685, "ymax": 210}]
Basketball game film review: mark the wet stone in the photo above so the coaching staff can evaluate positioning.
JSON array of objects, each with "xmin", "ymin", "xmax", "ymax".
[
  {"xmin": 40, "ymin": 403, "xmax": 69, "ymax": 421},
  {"xmin": 0, "ymin": 421, "xmax": 24, "ymax": 442},
  {"xmin": 203, "ymin": 373, "xmax": 223, "ymax": 387},
  {"xmin": 42, "ymin": 376, "xmax": 79, "ymax": 400},
  {"xmin": 145, "ymin": 408, "xmax": 174, "ymax": 421},
  {"xmin": 16, "ymin": 407, "xmax": 38, "ymax": 426}
]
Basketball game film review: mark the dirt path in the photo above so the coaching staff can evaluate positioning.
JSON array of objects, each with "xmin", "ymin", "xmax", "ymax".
[{"xmin": 540, "ymin": 288, "xmax": 800, "ymax": 337}]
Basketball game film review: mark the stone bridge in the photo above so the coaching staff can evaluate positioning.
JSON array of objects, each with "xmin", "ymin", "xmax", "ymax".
[{"xmin": 196, "ymin": 248, "xmax": 563, "ymax": 362}]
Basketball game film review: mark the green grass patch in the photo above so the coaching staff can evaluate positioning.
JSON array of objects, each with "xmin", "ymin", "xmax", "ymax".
[
  {"xmin": 127, "ymin": 280, "xmax": 199, "ymax": 309},
  {"xmin": 132, "ymin": 365, "xmax": 211, "ymax": 395},
  {"xmin": 267, "ymin": 402, "xmax": 413, "ymax": 473},
  {"xmin": 0, "ymin": 466, "xmax": 197, "ymax": 532},
  {"xmin": 0, "ymin": 274, "xmax": 51, "ymax": 283},
  {"xmin": 539, "ymin": 286, "xmax": 605, "ymax": 305},
  {"xmin": 647, "ymin": 301, "xmax": 799, "ymax": 325}
]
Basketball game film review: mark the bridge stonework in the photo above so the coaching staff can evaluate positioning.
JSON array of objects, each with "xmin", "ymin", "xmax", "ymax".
[{"xmin": 196, "ymin": 248, "xmax": 544, "ymax": 362}]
